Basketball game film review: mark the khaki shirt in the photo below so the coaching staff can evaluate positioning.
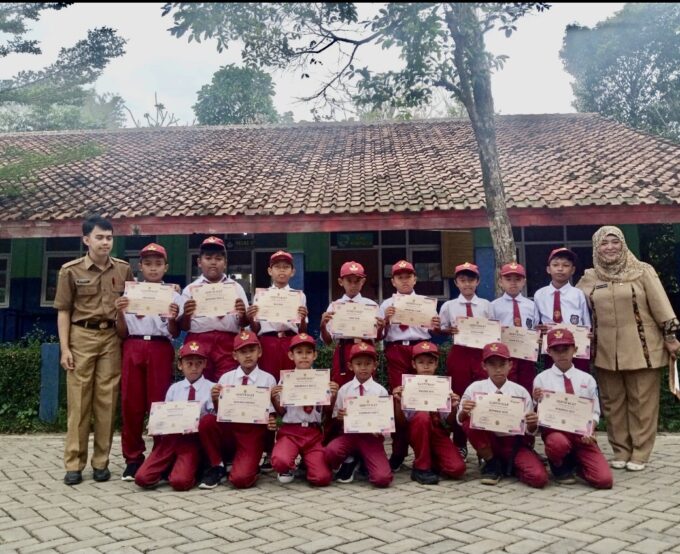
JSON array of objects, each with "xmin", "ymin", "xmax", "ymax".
[
  {"xmin": 54, "ymin": 253, "xmax": 134, "ymax": 322},
  {"xmin": 577, "ymin": 264, "xmax": 676, "ymax": 371}
]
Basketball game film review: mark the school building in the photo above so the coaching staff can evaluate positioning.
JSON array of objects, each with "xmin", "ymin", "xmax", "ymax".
[{"xmin": 1, "ymin": 113, "xmax": 679, "ymax": 341}]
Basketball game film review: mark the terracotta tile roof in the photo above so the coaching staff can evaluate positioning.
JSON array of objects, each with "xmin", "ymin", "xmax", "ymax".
[{"xmin": 0, "ymin": 113, "xmax": 678, "ymax": 227}]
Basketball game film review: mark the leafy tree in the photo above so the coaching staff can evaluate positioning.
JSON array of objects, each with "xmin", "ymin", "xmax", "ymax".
[
  {"xmin": 561, "ymin": 3, "xmax": 680, "ymax": 142},
  {"xmin": 162, "ymin": 2, "xmax": 548, "ymax": 267},
  {"xmin": 193, "ymin": 64, "xmax": 280, "ymax": 125}
]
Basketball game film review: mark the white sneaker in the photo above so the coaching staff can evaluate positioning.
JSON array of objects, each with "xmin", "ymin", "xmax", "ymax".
[
  {"xmin": 626, "ymin": 461, "xmax": 646, "ymax": 471},
  {"xmin": 610, "ymin": 460, "xmax": 627, "ymax": 469},
  {"xmin": 277, "ymin": 472, "xmax": 294, "ymax": 484}
]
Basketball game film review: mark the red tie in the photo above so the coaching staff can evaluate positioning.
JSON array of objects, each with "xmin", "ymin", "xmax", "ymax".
[
  {"xmin": 553, "ymin": 290, "xmax": 563, "ymax": 323},
  {"xmin": 465, "ymin": 302, "xmax": 473, "ymax": 317},
  {"xmin": 188, "ymin": 384, "xmax": 196, "ymax": 401},
  {"xmin": 359, "ymin": 384, "xmax": 365, "ymax": 396},
  {"xmin": 512, "ymin": 299, "xmax": 522, "ymax": 327},
  {"xmin": 241, "ymin": 375, "xmax": 248, "ymax": 385},
  {"xmin": 563, "ymin": 374, "xmax": 574, "ymax": 394},
  {"xmin": 303, "ymin": 406, "xmax": 314, "ymax": 414},
  {"xmin": 399, "ymin": 324, "xmax": 409, "ymax": 331}
]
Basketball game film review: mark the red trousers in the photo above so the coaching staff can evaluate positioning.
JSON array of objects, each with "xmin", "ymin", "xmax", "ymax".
[
  {"xmin": 121, "ymin": 338, "xmax": 174, "ymax": 464},
  {"xmin": 134, "ymin": 434, "xmax": 201, "ymax": 491},
  {"xmin": 463, "ymin": 420, "xmax": 548, "ymax": 488},
  {"xmin": 272, "ymin": 424, "xmax": 332, "ymax": 486},
  {"xmin": 258, "ymin": 335, "xmax": 295, "ymax": 382},
  {"xmin": 408, "ymin": 412, "xmax": 465, "ymax": 478},
  {"xmin": 542, "ymin": 429, "xmax": 613, "ymax": 489},
  {"xmin": 508, "ymin": 358, "xmax": 536, "ymax": 396},
  {"xmin": 385, "ymin": 343, "xmax": 418, "ymax": 460},
  {"xmin": 542, "ymin": 354, "xmax": 591, "ymax": 373},
  {"xmin": 185, "ymin": 330, "xmax": 237, "ymax": 382},
  {"xmin": 198, "ymin": 414, "xmax": 266, "ymax": 489},
  {"xmin": 446, "ymin": 345, "xmax": 485, "ymax": 448},
  {"xmin": 324, "ymin": 433, "xmax": 392, "ymax": 487},
  {"xmin": 331, "ymin": 341, "xmax": 358, "ymax": 388}
]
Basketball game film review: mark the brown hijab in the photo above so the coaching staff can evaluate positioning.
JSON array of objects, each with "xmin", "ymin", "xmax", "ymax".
[{"xmin": 592, "ymin": 225, "xmax": 645, "ymax": 283}]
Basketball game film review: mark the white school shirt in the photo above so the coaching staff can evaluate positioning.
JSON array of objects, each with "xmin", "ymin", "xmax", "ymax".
[
  {"xmin": 164, "ymin": 375, "xmax": 215, "ymax": 417},
  {"xmin": 124, "ymin": 288, "xmax": 183, "ymax": 339},
  {"xmin": 439, "ymin": 294, "xmax": 492, "ymax": 330},
  {"xmin": 257, "ymin": 284, "xmax": 308, "ymax": 335},
  {"xmin": 532, "ymin": 283, "xmax": 592, "ymax": 327},
  {"xmin": 218, "ymin": 365, "xmax": 276, "ymax": 413},
  {"xmin": 380, "ymin": 292, "xmax": 432, "ymax": 342},
  {"xmin": 277, "ymin": 372, "xmax": 324, "ymax": 424},
  {"xmin": 333, "ymin": 376, "xmax": 389, "ymax": 418},
  {"xmin": 181, "ymin": 274, "xmax": 249, "ymax": 333},
  {"xmin": 325, "ymin": 293, "xmax": 379, "ymax": 340},
  {"xmin": 533, "ymin": 365, "xmax": 600, "ymax": 423},
  {"xmin": 490, "ymin": 293, "xmax": 536, "ymax": 329},
  {"xmin": 456, "ymin": 377, "xmax": 533, "ymax": 429}
]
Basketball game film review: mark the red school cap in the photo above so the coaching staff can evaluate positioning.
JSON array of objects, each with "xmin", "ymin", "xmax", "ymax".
[
  {"xmin": 348, "ymin": 341, "xmax": 377, "ymax": 361},
  {"xmin": 233, "ymin": 330, "xmax": 261, "ymax": 351},
  {"xmin": 547, "ymin": 247, "xmax": 578, "ymax": 264},
  {"xmin": 392, "ymin": 260, "xmax": 416, "ymax": 277},
  {"xmin": 412, "ymin": 341, "xmax": 439, "ymax": 359},
  {"xmin": 340, "ymin": 261, "xmax": 366, "ymax": 278},
  {"xmin": 270, "ymin": 250, "xmax": 294, "ymax": 267},
  {"xmin": 200, "ymin": 236, "xmax": 226, "ymax": 250},
  {"xmin": 179, "ymin": 341, "xmax": 208, "ymax": 359},
  {"xmin": 481, "ymin": 342, "xmax": 511, "ymax": 361},
  {"xmin": 139, "ymin": 242, "xmax": 167, "ymax": 260},
  {"xmin": 546, "ymin": 328, "xmax": 576, "ymax": 348},
  {"xmin": 454, "ymin": 262, "xmax": 480, "ymax": 277},
  {"xmin": 500, "ymin": 262, "xmax": 526, "ymax": 277},
  {"xmin": 289, "ymin": 333, "xmax": 316, "ymax": 351}
]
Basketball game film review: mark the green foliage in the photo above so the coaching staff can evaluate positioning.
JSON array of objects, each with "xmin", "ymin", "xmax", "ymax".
[
  {"xmin": 560, "ymin": 3, "xmax": 680, "ymax": 142},
  {"xmin": 639, "ymin": 224, "xmax": 680, "ymax": 317},
  {"xmin": 0, "ymin": 3, "xmax": 70, "ymax": 58}
]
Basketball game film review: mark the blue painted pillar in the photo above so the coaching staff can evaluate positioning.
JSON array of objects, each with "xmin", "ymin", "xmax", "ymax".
[{"xmin": 39, "ymin": 343, "xmax": 61, "ymax": 423}]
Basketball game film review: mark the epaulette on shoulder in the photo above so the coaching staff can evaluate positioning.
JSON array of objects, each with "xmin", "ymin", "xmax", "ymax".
[
  {"xmin": 61, "ymin": 257, "xmax": 85, "ymax": 269},
  {"xmin": 111, "ymin": 257, "xmax": 130, "ymax": 265}
]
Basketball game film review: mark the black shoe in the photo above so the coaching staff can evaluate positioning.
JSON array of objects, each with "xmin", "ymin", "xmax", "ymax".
[
  {"xmin": 411, "ymin": 468, "xmax": 440, "ymax": 485},
  {"xmin": 389, "ymin": 455, "xmax": 405, "ymax": 473},
  {"xmin": 457, "ymin": 446, "xmax": 468, "ymax": 461},
  {"xmin": 93, "ymin": 468, "xmax": 111, "ymax": 482},
  {"xmin": 259, "ymin": 454, "xmax": 273, "ymax": 473},
  {"xmin": 480, "ymin": 458, "xmax": 503, "ymax": 486},
  {"xmin": 121, "ymin": 463, "xmax": 141, "ymax": 482},
  {"xmin": 294, "ymin": 459, "xmax": 308, "ymax": 479},
  {"xmin": 355, "ymin": 459, "xmax": 369, "ymax": 480},
  {"xmin": 199, "ymin": 465, "xmax": 226, "ymax": 489},
  {"xmin": 549, "ymin": 455, "xmax": 577, "ymax": 485},
  {"xmin": 64, "ymin": 471, "xmax": 82, "ymax": 486},
  {"xmin": 335, "ymin": 459, "xmax": 358, "ymax": 483}
]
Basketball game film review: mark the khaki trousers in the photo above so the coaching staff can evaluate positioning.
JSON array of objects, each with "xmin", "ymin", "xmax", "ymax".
[
  {"xmin": 596, "ymin": 367, "xmax": 660, "ymax": 464},
  {"xmin": 64, "ymin": 325, "xmax": 122, "ymax": 471}
]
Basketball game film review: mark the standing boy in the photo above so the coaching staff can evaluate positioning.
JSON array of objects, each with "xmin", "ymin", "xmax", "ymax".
[
  {"xmin": 134, "ymin": 341, "xmax": 215, "ymax": 491},
  {"xmin": 458, "ymin": 342, "xmax": 548, "ymax": 488},
  {"xmin": 180, "ymin": 236, "xmax": 248, "ymax": 382},
  {"xmin": 533, "ymin": 329, "xmax": 612, "ymax": 488},
  {"xmin": 55, "ymin": 215, "xmax": 134, "ymax": 485},
  {"xmin": 114, "ymin": 242, "xmax": 182, "ymax": 481}
]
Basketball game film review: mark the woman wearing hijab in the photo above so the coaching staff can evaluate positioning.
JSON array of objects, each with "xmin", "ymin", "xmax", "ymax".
[{"xmin": 577, "ymin": 226, "xmax": 680, "ymax": 471}]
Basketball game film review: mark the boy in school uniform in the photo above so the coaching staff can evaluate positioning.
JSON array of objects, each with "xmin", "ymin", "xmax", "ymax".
[
  {"xmin": 438, "ymin": 261, "xmax": 491, "ymax": 458},
  {"xmin": 533, "ymin": 248, "xmax": 592, "ymax": 372},
  {"xmin": 458, "ymin": 342, "xmax": 548, "ymax": 488},
  {"xmin": 381, "ymin": 260, "xmax": 440, "ymax": 471},
  {"xmin": 321, "ymin": 261, "xmax": 383, "ymax": 389},
  {"xmin": 179, "ymin": 236, "xmax": 248, "ymax": 382},
  {"xmin": 533, "ymin": 329, "xmax": 613, "ymax": 488},
  {"xmin": 134, "ymin": 341, "xmax": 215, "ymax": 491},
  {"xmin": 392, "ymin": 342, "xmax": 466, "ymax": 485},
  {"xmin": 489, "ymin": 263, "xmax": 537, "ymax": 394},
  {"xmin": 324, "ymin": 342, "xmax": 393, "ymax": 488},
  {"xmin": 114, "ymin": 242, "xmax": 182, "ymax": 481},
  {"xmin": 270, "ymin": 333, "xmax": 337, "ymax": 486},
  {"xmin": 198, "ymin": 330, "xmax": 277, "ymax": 489}
]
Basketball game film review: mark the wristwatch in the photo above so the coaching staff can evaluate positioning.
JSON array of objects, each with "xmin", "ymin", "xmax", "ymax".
[{"xmin": 664, "ymin": 333, "xmax": 677, "ymax": 342}]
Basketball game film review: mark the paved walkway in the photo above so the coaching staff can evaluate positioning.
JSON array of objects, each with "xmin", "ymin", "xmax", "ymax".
[{"xmin": 2, "ymin": 433, "xmax": 680, "ymax": 554}]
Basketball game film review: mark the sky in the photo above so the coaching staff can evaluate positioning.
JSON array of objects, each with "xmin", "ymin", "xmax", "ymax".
[{"xmin": 0, "ymin": 3, "xmax": 625, "ymax": 126}]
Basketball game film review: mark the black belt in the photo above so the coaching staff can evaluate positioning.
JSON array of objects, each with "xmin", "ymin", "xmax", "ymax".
[
  {"xmin": 128, "ymin": 335, "xmax": 171, "ymax": 342},
  {"xmin": 337, "ymin": 338, "xmax": 375, "ymax": 345},
  {"xmin": 73, "ymin": 319, "xmax": 115, "ymax": 330},
  {"xmin": 385, "ymin": 339, "xmax": 428, "ymax": 347},
  {"xmin": 260, "ymin": 331, "xmax": 296, "ymax": 338},
  {"xmin": 282, "ymin": 422, "xmax": 322, "ymax": 429}
]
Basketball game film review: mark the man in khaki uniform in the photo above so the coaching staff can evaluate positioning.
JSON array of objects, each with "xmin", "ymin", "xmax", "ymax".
[{"xmin": 54, "ymin": 216, "xmax": 134, "ymax": 485}]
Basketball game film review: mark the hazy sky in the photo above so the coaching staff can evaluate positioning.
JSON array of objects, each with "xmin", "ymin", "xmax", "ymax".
[{"xmin": 1, "ymin": 3, "xmax": 624, "ymax": 126}]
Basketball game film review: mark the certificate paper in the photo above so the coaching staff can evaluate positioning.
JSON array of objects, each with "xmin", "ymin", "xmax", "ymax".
[
  {"xmin": 147, "ymin": 401, "xmax": 201, "ymax": 435},
  {"xmin": 217, "ymin": 385, "xmax": 270, "ymax": 424},
  {"xmin": 541, "ymin": 324, "xmax": 591, "ymax": 360},
  {"xmin": 280, "ymin": 369, "xmax": 331, "ymax": 407},
  {"xmin": 455, "ymin": 317, "xmax": 502, "ymax": 350},
  {"xmin": 538, "ymin": 391, "xmax": 595, "ymax": 436},
  {"xmin": 330, "ymin": 301, "xmax": 378, "ymax": 339},
  {"xmin": 502, "ymin": 327, "xmax": 540, "ymax": 362},
  {"xmin": 254, "ymin": 287, "xmax": 302, "ymax": 324},
  {"xmin": 344, "ymin": 396, "xmax": 396, "ymax": 434},
  {"xmin": 470, "ymin": 392, "xmax": 526, "ymax": 435},
  {"xmin": 190, "ymin": 282, "xmax": 238, "ymax": 317},
  {"xmin": 391, "ymin": 294, "xmax": 438, "ymax": 329},
  {"xmin": 125, "ymin": 281, "xmax": 175, "ymax": 317},
  {"xmin": 401, "ymin": 374, "xmax": 451, "ymax": 412}
]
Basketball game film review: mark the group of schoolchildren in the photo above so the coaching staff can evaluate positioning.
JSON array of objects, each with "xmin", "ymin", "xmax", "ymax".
[{"xmin": 114, "ymin": 236, "xmax": 613, "ymax": 493}]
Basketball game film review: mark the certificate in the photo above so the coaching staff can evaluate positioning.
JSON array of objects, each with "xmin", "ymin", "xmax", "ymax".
[
  {"xmin": 541, "ymin": 324, "xmax": 591, "ymax": 360},
  {"xmin": 502, "ymin": 327, "xmax": 540, "ymax": 361},
  {"xmin": 330, "ymin": 301, "xmax": 379, "ymax": 339},
  {"xmin": 455, "ymin": 317, "xmax": 502, "ymax": 350},
  {"xmin": 391, "ymin": 294, "xmax": 438, "ymax": 329},
  {"xmin": 344, "ymin": 396, "xmax": 395, "ymax": 434},
  {"xmin": 147, "ymin": 401, "xmax": 201, "ymax": 435},
  {"xmin": 669, "ymin": 358, "xmax": 680, "ymax": 401},
  {"xmin": 401, "ymin": 374, "xmax": 451, "ymax": 412},
  {"xmin": 280, "ymin": 369, "xmax": 331, "ymax": 407},
  {"xmin": 190, "ymin": 282, "xmax": 238, "ymax": 317},
  {"xmin": 538, "ymin": 391, "xmax": 595, "ymax": 436},
  {"xmin": 217, "ymin": 385, "xmax": 270, "ymax": 424},
  {"xmin": 470, "ymin": 392, "xmax": 526, "ymax": 435},
  {"xmin": 254, "ymin": 287, "xmax": 302, "ymax": 324},
  {"xmin": 125, "ymin": 281, "xmax": 175, "ymax": 317}
]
